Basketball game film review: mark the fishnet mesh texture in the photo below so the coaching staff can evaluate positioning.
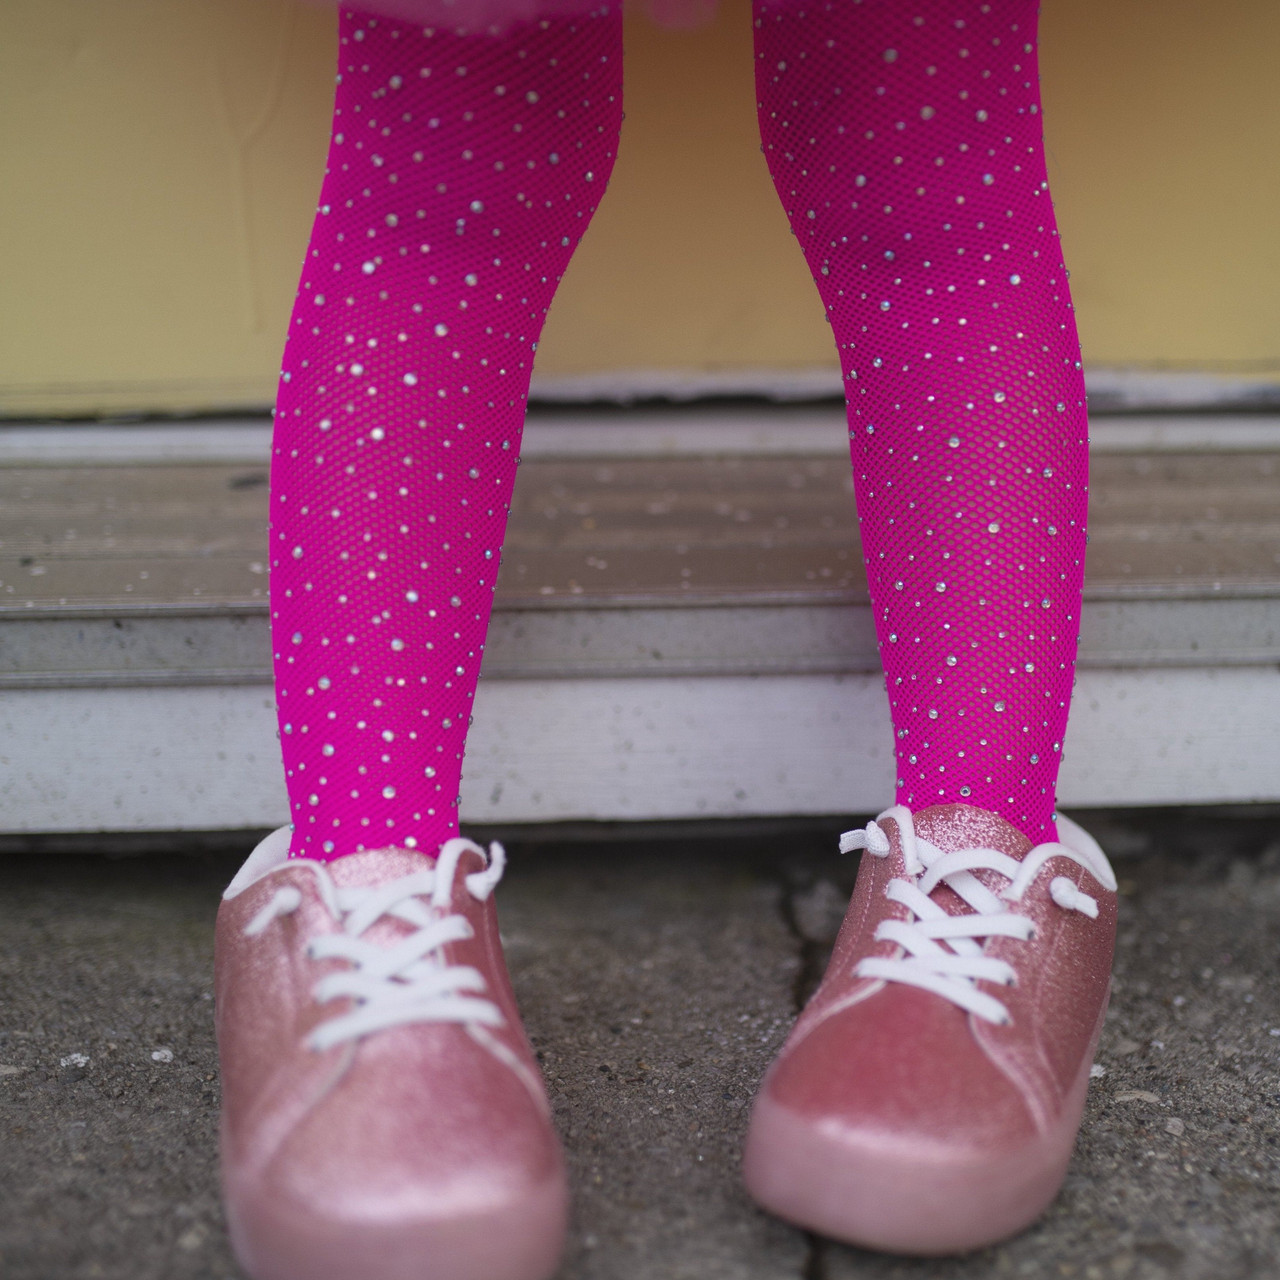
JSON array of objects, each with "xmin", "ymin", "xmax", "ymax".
[
  {"xmin": 754, "ymin": 0, "xmax": 1089, "ymax": 839},
  {"xmin": 271, "ymin": 9, "xmax": 623, "ymax": 858}
]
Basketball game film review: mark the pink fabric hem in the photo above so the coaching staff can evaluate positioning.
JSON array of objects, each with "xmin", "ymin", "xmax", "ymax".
[{"xmin": 296, "ymin": 0, "xmax": 717, "ymax": 34}]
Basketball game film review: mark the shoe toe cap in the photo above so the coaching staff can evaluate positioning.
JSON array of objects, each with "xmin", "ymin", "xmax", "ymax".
[
  {"xmin": 744, "ymin": 986, "xmax": 1078, "ymax": 1253},
  {"xmin": 224, "ymin": 1026, "xmax": 566, "ymax": 1280},
  {"xmin": 765, "ymin": 984, "xmax": 1039, "ymax": 1147}
]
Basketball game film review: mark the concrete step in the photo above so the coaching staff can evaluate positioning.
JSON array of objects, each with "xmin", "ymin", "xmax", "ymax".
[{"xmin": 2, "ymin": 407, "xmax": 1278, "ymax": 831}]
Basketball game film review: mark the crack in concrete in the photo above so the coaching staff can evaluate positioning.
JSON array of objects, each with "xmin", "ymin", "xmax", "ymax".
[
  {"xmin": 771, "ymin": 871, "xmax": 837, "ymax": 1280},
  {"xmin": 773, "ymin": 873, "xmax": 832, "ymax": 1014},
  {"xmin": 802, "ymin": 1232, "xmax": 828, "ymax": 1280}
]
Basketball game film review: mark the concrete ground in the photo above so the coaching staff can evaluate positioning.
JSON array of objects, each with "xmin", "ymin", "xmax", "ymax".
[{"xmin": 1, "ymin": 809, "xmax": 1277, "ymax": 1280}]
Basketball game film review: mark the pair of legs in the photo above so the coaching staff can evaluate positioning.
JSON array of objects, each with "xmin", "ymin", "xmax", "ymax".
[
  {"xmin": 217, "ymin": 3, "xmax": 1113, "ymax": 1272},
  {"xmin": 270, "ymin": 0, "xmax": 1088, "ymax": 856}
]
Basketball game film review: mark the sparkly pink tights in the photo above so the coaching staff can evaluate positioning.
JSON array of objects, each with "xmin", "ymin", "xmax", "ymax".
[
  {"xmin": 273, "ymin": 1, "xmax": 1085, "ymax": 860},
  {"xmin": 754, "ymin": 0, "xmax": 1088, "ymax": 840},
  {"xmin": 270, "ymin": 9, "xmax": 622, "ymax": 858}
]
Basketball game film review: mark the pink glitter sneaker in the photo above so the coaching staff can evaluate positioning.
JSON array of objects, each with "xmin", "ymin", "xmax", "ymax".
[
  {"xmin": 214, "ymin": 830, "xmax": 566, "ymax": 1280},
  {"xmin": 742, "ymin": 803, "xmax": 1117, "ymax": 1254}
]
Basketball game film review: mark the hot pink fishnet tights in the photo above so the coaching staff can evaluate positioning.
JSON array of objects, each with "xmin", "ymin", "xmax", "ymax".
[
  {"xmin": 273, "ymin": 0, "xmax": 1085, "ymax": 860},
  {"xmin": 754, "ymin": 0, "xmax": 1088, "ymax": 840},
  {"xmin": 270, "ymin": 9, "xmax": 622, "ymax": 858}
]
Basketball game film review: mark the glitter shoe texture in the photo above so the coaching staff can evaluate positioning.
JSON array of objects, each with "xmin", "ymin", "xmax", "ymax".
[
  {"xmin": 215, "ymin": 831, "xmax": 566, "ymax": 1280},
  {"xmin": 270, "ymin": 12, "xmax": 622, "ymax": 861},
  {"xmin": 754, "ymin": 0, "xmax": 1089, "ymax": 841},
  {"xmin": 742, "ymin": 803, "xmax": 1117, "ymax": 1254}
]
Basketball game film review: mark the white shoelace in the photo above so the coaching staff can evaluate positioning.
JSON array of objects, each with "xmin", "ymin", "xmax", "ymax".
[
  {"xmin": 243, "ymin": 837, "xmax": 507, "ymax": 1051},
  {"xmin": 840, "ymin": 806, "xmax": 1109, "ymax": 1025}
]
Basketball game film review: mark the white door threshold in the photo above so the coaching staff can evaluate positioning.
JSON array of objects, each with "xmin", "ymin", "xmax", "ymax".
[
  {"xmin": 3, "ymin": 666, "xmax": 1277, "ymax": 834},
  {"xmin": 3, "ymin": 405, "xmax": 1277, "ymax": 834}
]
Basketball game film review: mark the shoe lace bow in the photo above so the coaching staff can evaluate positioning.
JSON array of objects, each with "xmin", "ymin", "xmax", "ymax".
[
  {"xmin": 839, "ymin": 807, "xmax": 1111, "ymax": 1025},
  {"xmin": 243, "ymin": 837, "xmax": 507, "ymax": 1051}
]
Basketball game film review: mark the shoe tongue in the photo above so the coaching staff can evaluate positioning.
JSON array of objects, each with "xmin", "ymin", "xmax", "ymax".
[
  {"xmin": 910, "ymin": 806, "xmax": 1035, "ymax": 911},
  {"xmin": 322, "ymin": 845, "xmax": 438, "ymax": 889},
  {"xmin": 913, "ymin": 803, "xmax": 1033, "ymax": 864}
]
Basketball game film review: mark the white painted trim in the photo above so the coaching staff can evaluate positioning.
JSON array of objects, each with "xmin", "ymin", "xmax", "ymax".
[
  {"xmin": 524, "ymin": 407, "xmax": 852, "ymax": 456},
  {"xmin": 529, "ymin": 367, "xmax": 846, "ymax": 403},
  {"xmin": 1085, "ymin": 367, "xmax": 1280, "ymax": 411},
  {"xmin": 4, "ymin": 409, "xmax": 1280, "ymax": 467},
  {"xmin": 0, "ymin": 423, "xmax": 274, "ymax": 466},
  {"xmin": 3, "ymin": 666, "xmax": 1278, "ymax": 832},
  {"xmin": 3, "ymin": 367, "xmax": 1275, "ymax": 440},
  {"xmin": 0, "ymin": 409, "xmax": 852, "ymax": 465},
  {"xmin": 529, "ymin": 366, "xmax": 1280, "ymax": 410},
  {"xmin": 1086, "ymin": 416, "xmax": 1280, "ymax": 452}
]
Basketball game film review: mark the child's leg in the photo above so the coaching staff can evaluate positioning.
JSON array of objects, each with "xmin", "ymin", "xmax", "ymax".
[
  {"xmin": 744, "ymin": 6, "xmax": 1115, "ymax": 1253},
  {"xmin": 753, "ymin": 0, "xmax": 1087, "ymax": 842},
  {"xmin": 271, "ymin": 8, "xmax": 623, "ymax": 859}
]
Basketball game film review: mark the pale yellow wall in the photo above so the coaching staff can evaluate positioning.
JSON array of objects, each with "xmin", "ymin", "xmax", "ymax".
[
  {"xmin": 1041, "ymin": 0, "xmax": 1280, "ymax": 372},
  {"xmin": 538, "ymin": 0, "xmax": 831, "ymax": 380},
  {"xmin": 0, "ymin": 0, "xmax": 334, "ymax": 416},
  {"xmin": 2, "ymin": 0, "xmax": 1279, "ymax": 416}
]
